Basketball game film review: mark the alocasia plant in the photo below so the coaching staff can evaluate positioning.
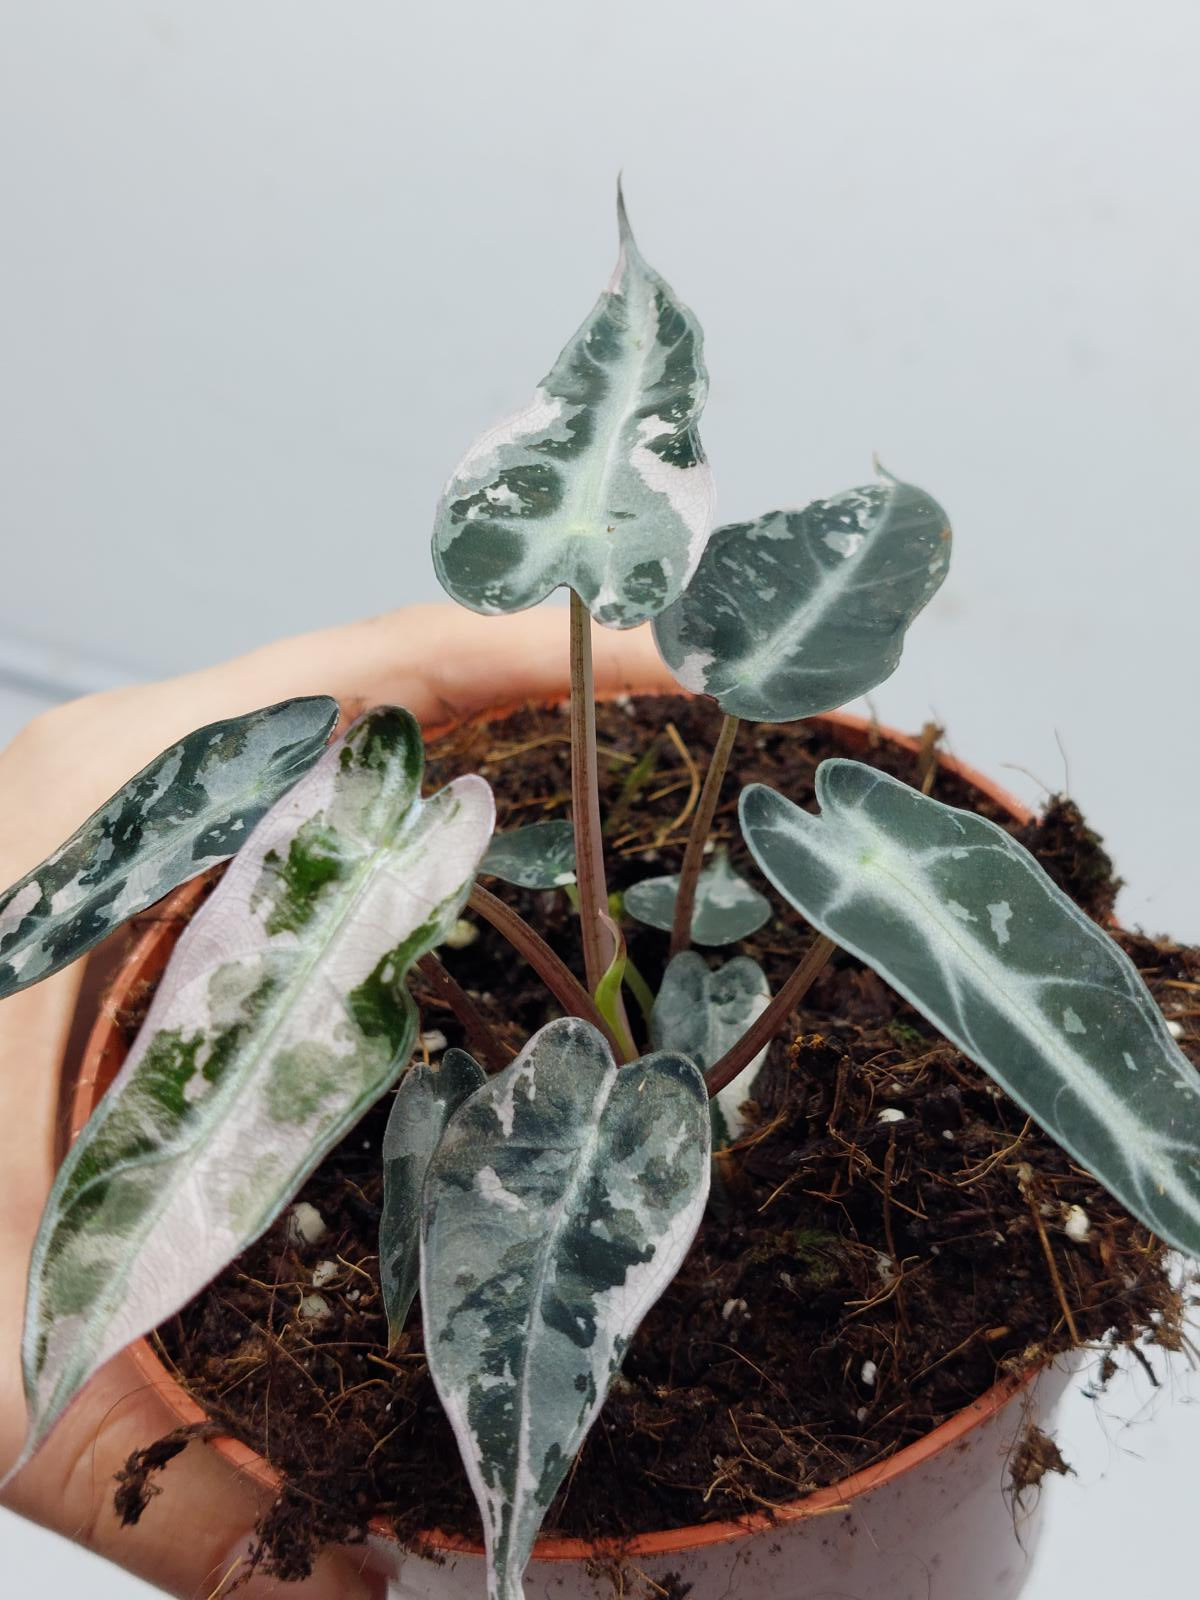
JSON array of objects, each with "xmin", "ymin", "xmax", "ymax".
[{"xmin": 3, "ymin": 186, "xmax": 1197, "ymax": 1600}]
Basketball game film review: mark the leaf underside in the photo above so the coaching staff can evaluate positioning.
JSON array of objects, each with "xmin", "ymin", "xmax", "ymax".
[
  {"xmin": 431, "ymin": 189, "xmax": 714, "ymax": 629},
  {"xmin": 0, "ymin": 696, "xmax": 338, "ymax": 1000},
  {"xmin": 651, "ymin": 950, "xmax": 771, "ymax": 1143},
  {"xmin": 481, "ymin": 820, "xmax": 577, "ymax": 889},
  {"xmin": 624, "ymin": 845, "xmax": 770, "ymax": 946},
  {"xmin": 19, "ymin": 707, "xmax": 495, "ymax": 1465},
  {"xmin": 654, "ymin": 475, "xmax": 951, "ymax": 720},
  {"xmin": 421, "ymin": 1017, "xmax": 710, "ymax": 1600},
  {"xmin": 740, "ymin": 760, "xmax": 1200, "ymax": 1257},
  {"xmin": 379, "ymin": 1048, "xmax": 487, "ymax": 1348}
]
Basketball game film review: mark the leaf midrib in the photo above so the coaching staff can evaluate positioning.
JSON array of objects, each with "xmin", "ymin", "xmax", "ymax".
[
  {"xmin": 503, "ymin": 1060, "xmax": 619, "ymax": 1592},
  {"xmin": 822, "ymin": 814, "xmax": 1200, "ymax": 1228}
]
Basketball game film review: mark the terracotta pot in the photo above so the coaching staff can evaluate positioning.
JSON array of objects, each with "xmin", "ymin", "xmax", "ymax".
[{"xmin": 70, "ymin": 708, "xmax": 1071, "ymax": 1600}]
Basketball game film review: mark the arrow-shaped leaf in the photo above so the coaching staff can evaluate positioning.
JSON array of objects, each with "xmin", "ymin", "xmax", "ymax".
[
  {"xmin": 17, "ymin": 708, "xmax": 494, "ymax": 1466},
  {"xmin": 380, "ymin": 1048, "xmax": 487, "ymax": 1349},
  {"xmin": 0, "ymin": 696, "xmax": 338, "ymax": 1001},
  {"xmin": 421, "ymin": 1017, "xmax": 710, "ymax": 1600},
  {"xmin": 653, "ymin": 474, "xmax": 951, "ymax": 720},
  {"xmin": 431, "ymin": 188, "xmax": 714, "ymax": 629},
  {"xmin": 651, "ymin": 951, "xmax": 771, "ymax": 1143},
  {"xmin": 624, "ymin": 845, "xmax": 770, "ymax": 946},
  {"xmin": 481, "ymin": 821, "xmax": 576, "ymax": 889},
  {"xmin": 740, "ymin": 760, "xmax": 1200, "ymax": 1257}
]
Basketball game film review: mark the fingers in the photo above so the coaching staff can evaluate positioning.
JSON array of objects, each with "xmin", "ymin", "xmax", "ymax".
[
  {"xmin": 2, "ymin": 605, "xmax": 677, "ymax": 882},
  {"xmin": 3, "ymin": 1350, "xmax": 385, "ymax": 1599},
  {"xmin": 123, "ymin": 603, "xmax": 675, "ymax": 732}
]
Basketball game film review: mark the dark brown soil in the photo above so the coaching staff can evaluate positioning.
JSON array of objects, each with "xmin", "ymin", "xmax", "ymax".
[{"xmin": 122, "ymin": 697, "xmax": 1196, "ymax": 1580}]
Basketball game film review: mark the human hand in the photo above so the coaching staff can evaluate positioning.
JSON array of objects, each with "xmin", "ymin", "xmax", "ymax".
[{"xmin": 0, "ymin": 604, "xmax": 671, "ymax": 1598}]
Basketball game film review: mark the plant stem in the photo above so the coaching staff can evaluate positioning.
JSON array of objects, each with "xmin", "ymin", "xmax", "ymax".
[
  {"xmin": 468, "ymin": 884, "xmax": 628, "ymax": 1060},
  {"xmin": 570, "ymin": 592, "xmax": 615, "ymax": 988},
  {"xmin": 416, "ymin": 953, "xmax": 510, "ymax": 1072},
  {"xmin": 669, "ymin": 713, "xmax": 740, "ymax": 957},
  {"xmin": 703, "ymin": 933, "xmax": 837, "ymax": 1099},
  {"xmin": 569, "ymin": 591, "xmax": 633, "ymax": 1045}
]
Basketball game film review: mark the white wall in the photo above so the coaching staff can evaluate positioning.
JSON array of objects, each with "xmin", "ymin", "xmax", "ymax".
[{"xmin": 1, "ymin": 3, "xmax": 1197, "ymax": 1595}]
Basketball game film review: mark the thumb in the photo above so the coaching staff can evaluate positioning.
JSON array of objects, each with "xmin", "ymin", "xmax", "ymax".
[{"xmin": 3, "ymin": 1350, "xmax": 386, "ymax": 1599}]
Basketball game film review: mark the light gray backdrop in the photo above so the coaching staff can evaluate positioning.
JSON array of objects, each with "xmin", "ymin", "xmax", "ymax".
[{"xmin": 1, "ymin": 3, "xmax": 1197, "ymax": 1596}]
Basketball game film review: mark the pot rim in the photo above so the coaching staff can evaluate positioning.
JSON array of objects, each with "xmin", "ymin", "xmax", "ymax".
[{"xmin": 71, "ymin": 703, "xmax": 1038, "ymax": 1565}]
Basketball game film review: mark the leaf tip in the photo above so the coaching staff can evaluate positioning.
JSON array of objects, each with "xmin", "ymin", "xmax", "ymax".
[{"xmin": 616, "ymin": 172, "xmax": 633, "ymax": 243}]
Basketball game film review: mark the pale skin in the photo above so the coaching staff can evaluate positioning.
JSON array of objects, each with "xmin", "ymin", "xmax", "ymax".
[{"xmin": 0, "ymin": 604, "xmax": 672, "ymax": 1600}]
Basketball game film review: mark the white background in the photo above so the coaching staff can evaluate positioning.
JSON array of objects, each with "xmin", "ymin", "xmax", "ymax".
[{"xmin": 1, "ymin": 3, "xmax": 1197, "ymax": 1596}]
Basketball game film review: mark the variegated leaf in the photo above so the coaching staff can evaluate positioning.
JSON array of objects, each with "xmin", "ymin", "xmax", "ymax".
[
  {"xmin": 740, "ymin": 761, "xmax": 1200, "ymax": 1257},
  {"xmin": 431, "ymin": 188, "xmax": 714, "ymax": 629},
  {"xmin": 481, "ymin": 821, "xmax": 576, "ymax": 889},
  {"xmin": 624, "ymin": 845, "xmax": 770, "ymax": 946},
  {"xmin": 421, "ymin": 1017, "xmax": 710, "ymax": 1600},
  {"xmin": 651, "ymin": 951, "xmax": 771, "ymax": 1143},
  {"xmin": 653, "ymin": 474, "xmax": 951, "ymax": 720},
  {"xmin": 380, "ymin": 1048, "xmax": 487, "ymax": 1348},
  {"xmin": 17, "ymin": 708, "xmax": 495, "ymax": 1465},
  {"xmin": 0, "ymin": 696, "xmax": 338, "ymax": 1001}
]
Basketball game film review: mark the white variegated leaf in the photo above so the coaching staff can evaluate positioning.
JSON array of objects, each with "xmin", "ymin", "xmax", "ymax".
[
  {"xmin": 16, "ymin": 708, "xmax": 495, "ymax": 1468},
  {"xmin": 481, "ymin": 821, "xmax": 576, "ymax": 889},
  {"xmin": 653, "ymin": 474, "xmax": 951, "ymax": 720},
  {"xmin": 740, "ymin": 761, "xmax": 1200, "ymax": 1257},
  {"xmin": 624, "ymin": 845, "xmax": 770, "ymax": 946},
  {"xmin": 0, "ymin": 696, "xmax": 338, "ymax": 1001},
  {"xmin": 379, "ymin": 1048, "xmax": 487, "ymax": 1348},
  {"xmin": 421, "ymin": 1017, "xmax": 710, "ymax": 1600},
  {"xmin": 651, "ymin": 951, "xmax": 771, "ymax": 1143},
  {"xmin": 431, "ymin": 189, "xmax": 714, "ymax": 629}
]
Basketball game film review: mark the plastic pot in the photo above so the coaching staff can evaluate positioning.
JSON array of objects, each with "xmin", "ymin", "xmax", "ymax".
[{"xmin": 69, "ymin": 708, "xmax": 1070, "ymax": 1600}]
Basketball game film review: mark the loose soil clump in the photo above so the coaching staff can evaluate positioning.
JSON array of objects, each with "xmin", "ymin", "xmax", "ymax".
[{"xmin": 113, "ymin": 698, "xmax": 1196, "ymax": 1581}]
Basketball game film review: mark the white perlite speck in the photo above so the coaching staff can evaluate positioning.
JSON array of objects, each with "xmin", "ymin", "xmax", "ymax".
[
  {"xmin": 860, "ymin": 1360, "xmax": 878, "ymax": 1387},
  {"xmin": 287, "ymin": 1202, "xmax": 327, "ymax": 1246},
  {"xmin": 443, "ymin": 918, "xmax": 479, "ymax": 951},
  {"xmin": 1063, "ymin": 1205, "xmax": 1091, "ymax": 1243},
  {"xmin": 877, "ymin": 1107, "xmax": 905, "ymax": 1124}
]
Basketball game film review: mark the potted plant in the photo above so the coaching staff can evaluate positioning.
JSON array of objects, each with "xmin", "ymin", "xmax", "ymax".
[{"xmin": 2, "ymin": 189, "xmax": 1195, "ymax": 1600}]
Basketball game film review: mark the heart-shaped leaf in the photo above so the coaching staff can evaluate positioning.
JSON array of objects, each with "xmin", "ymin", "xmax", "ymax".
[
  {"xmin": 17, "ymin": 708, "xmax": 494, "ymax": 1467},
  {"xmin": 624, "ymin": 845, "xmax": 770, "ymax": 946},
  {"xmin": 653, "ymin": 474, "xmax": 951, "ymax": 720},
  {"xmin": 651, "ymin": 951, "xmax": 771, "ymax": 1143},
  {"xmin": 380, "ymin": 1048, "xmax": 487, "ymax": 1348},
  {"xmin": 421, "ymin": 1017, "xmax": 710, "ymax": 1600},
  {"xmin": 481, "ymin": 821, "xmax": 576, "ymax": 889},
  {"xmin": 431, "ymin": 188, "xmax": 714, "ymax": 629},
  {"xmin": 740, "ymin": 761, "xmax": 1200, "ymax": 1257},
  {"xmin": 0, "ymin": 696, "xmax": 338, "ymax": 1001}
]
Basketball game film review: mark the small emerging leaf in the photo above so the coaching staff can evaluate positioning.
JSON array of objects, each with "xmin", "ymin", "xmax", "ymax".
[
  {"xmin": 421, "ymin": 1017, "xmax": 710, "ymax": 1600},
  {"xmin": 432, "ymin": 188, "xmax": 714, "ymax": 629},
  {"xmin": 740, "ymin": 761, "xmax": 1200, "ymax": 1258},
  {"xmin": 625, "ymin": 845, "xmax": 770, "ymax": 946},
  {"xmin": 653, "ymin": 474, "xmax": 951, "ymax": 720},
  {"xmin": 380, "ymin": 1048, "xmax": 487, "ymax": 1348},
  {"xmin": 0, "ymin": 696, "xmax": 338, "ymax": 1000},
  {"xmin": 18, "ymin": 708, "xmax": 494, "ymax": 1467},
  {"xmin": 651, "ymin": 951, "xmax": 771, "ymax": 1143},
  {"xmin": 481, "ymin": 821, "xmax": 576, "ymax": 889}
]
